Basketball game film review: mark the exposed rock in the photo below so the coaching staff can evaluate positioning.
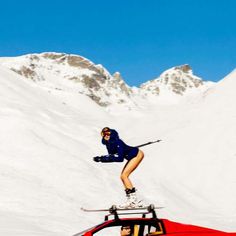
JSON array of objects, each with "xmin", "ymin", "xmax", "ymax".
[
  {"xmin": 87, "ymin": 94, "xmax": 109, "ymax": 107},
  {"xmin": 171, "ymin": 82, "xmax": 186, "ymax": 95},
  {"xmin": 11, "ymin": 66, "xmax": 37, "ymax": 80},
  {"xmin": 28, "ymin": 54, "xmax": 40, "ymax": 61},
  {"xmin": 68, "ymin": 76, "xmax": 80, "ymax": 81},
  {"xmin": 113, "ymin": 72, "xmax": 132, "ymax": 96},
  {"xmin": 175, "ymin": 64, "xmax": 192, "ymax": 73},
  {"xmin": 81, "ymin": 75, "xmax": 101, "ymax": 90},
  {"xmin": 42, "ymin": 53, "xmax": 66, "ymax": 60}
]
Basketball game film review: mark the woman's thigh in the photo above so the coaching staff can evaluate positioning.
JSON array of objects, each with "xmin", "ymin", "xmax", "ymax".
[{"xmin": 121, "ymin": 150, "xmax": 144, "ymax": 176}]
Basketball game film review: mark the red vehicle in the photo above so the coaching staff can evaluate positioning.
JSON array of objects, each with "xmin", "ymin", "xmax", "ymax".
[{"xmin": 73, "ymin": 205, "xmax": 236, "ymax": 236}]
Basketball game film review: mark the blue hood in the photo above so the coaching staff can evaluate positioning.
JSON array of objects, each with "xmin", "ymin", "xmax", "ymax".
[{"xmin": 102, "ymin": 129, "xmax": 119, "ymax": 145}]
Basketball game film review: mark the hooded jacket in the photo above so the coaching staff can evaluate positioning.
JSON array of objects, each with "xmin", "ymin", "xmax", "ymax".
[{"xmin": 101, "ymin": 129, "xmax": 139, "ymax": 162}]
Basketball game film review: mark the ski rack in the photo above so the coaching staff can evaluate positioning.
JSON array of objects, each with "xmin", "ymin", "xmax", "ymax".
[{"xmin": 104, "ymin": 204, "xmax": 158, "ymax": 221}]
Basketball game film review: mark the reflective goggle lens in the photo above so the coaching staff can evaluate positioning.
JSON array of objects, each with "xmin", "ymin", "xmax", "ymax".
[{"xmin": 101, "ymin": 128, "xmax": 111, "ymax": 137}]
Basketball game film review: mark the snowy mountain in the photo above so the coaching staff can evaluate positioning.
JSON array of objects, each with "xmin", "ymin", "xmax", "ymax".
[
  {"xmin": 0, "ymin": 55, "xmax": 235, "ymax": 236},
  {"xmin": 0, "ymin": 53, "xmax": 133, "ymax": 107},
  {"xmin": 140, "ymin": 64, "xmax": 213, "ymax": 97},
  {"xmin": 0, "ymin": 53, "xmax": 213, "ymax": 108}
]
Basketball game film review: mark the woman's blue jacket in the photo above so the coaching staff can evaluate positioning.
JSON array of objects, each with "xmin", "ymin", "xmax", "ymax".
[{"xmin": 101, "ymin": 129, "xmax": 139, "ymax": 162}]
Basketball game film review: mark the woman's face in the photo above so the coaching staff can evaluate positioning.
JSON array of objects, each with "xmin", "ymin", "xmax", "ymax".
[
  {"xmin": 121, "ymin": 226, "xmax": 131, "ymax": 236},
  {"xmin": 104, "ymin": 133, "xmax": 110, "ymax": 141},
  {"xmin": 101, "ymin": 128, "xmax": 111, "ymax": 141}
]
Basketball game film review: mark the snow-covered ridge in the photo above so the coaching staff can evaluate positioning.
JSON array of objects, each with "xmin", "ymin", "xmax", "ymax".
[
  {"xmin": 0, "ymin": 53, "xmax": 214, "ymax": 107},
  {"xmin": 140, "ymin": 64, "xmax": 212, "ymax": 96},
  {"xmin": 0, "ymin": 52, "xmax": 133, "ymax": 107}
]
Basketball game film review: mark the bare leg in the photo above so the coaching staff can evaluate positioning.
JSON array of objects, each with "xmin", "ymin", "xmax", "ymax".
[{"xmin": 120, "ymin": 150, "xmax": 144, "ymax": 189}]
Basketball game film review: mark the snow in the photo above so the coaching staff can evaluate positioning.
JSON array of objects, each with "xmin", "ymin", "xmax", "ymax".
[
  {"xmin": 0, "ymin": 64, "xmax": 236, "ymax": 236},
  {"xmin": 0, "ymin": 53, "xmax": 135, "ymax": 108}
]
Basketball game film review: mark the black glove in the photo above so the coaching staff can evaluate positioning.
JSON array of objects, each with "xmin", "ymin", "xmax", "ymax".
[
  {"xmin": 93, "ymin": 156, "xmax": 102, "ymax": 162},
  {"xmin": 93, "ymin": 154, "xmax": 120, "ymax": 163}
]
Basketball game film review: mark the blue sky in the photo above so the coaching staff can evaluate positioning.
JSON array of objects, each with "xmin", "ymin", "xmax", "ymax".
[{"xmin": 0, "ymin": 0, "xmax": 235, "ymax": 86}]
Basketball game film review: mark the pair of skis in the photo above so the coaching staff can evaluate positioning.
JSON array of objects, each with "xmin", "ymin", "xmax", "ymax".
[{"xmin": 81, "ymin": 204, "xmax": 164, "ymax": 213}]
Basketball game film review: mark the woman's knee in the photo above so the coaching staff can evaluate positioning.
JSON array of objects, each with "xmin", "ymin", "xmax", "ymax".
[{"xmin": 120, "ymin": 172, "xmax": 128, "ymax": 181}]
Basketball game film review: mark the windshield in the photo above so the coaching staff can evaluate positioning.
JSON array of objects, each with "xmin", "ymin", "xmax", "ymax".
[
  {"xmin": 73, "ymin": 225, "xmax": 96, "ymax": 236},
  {"xmin": 73, "ymin": 222, "xmax": 104, "ymax": 236}
]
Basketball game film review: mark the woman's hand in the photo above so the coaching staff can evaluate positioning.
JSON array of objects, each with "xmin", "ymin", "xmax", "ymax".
[{"xmin": 93, "ymin": 156, "xmax": 102, "ymax": 162}]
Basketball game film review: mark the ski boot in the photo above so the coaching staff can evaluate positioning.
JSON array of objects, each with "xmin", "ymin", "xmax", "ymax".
[{"xmin": 119, "ymin": 188, "xmax": 143, "ymax": 209}]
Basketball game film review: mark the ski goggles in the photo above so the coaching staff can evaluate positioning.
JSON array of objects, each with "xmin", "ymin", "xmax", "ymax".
[{"xmin": 101, "ymin": 127, "xmax": 111, "ymax": 137}]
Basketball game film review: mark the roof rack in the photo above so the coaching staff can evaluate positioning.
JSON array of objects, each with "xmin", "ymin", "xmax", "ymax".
[{"xmin": 104, "ymin": 204, "xmax": 159, "ymax": 221}]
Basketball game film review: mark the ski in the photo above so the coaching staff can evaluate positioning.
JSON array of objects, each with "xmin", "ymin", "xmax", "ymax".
[{"xmin": 81, "ymin": 204, "xmax": 164, "ymax": 213}]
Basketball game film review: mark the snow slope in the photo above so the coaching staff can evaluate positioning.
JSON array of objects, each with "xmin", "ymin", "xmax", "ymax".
[{"xmin": 0, "ymin": 65, "xmax": 236, "ymax": 236}]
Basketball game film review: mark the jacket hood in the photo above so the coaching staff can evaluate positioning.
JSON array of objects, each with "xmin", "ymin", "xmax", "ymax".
[{"xmin": 102, "ymin": 129, "xmax": 119, "ymax": 145}]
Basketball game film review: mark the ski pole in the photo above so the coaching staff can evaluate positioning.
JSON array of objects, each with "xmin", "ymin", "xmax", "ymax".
[
  {"xmin": 93, "ymin": 139, "xmax": 162, "ymax": 162},
  {"xmin": 135, "ymin": 139, "xmax": 162, "ymax": 148}
]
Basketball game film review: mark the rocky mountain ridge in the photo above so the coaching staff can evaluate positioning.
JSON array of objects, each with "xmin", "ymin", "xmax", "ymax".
[
  {"xmin": 140, "ymin": 64, "xmax": 204, "ymax": 96},
  {"xmin": 0, "ymin": 52, "xmax": 213, "ymax": 106}
]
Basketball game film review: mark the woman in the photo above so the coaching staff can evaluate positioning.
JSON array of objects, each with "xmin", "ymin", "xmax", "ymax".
[
  {"xmin": 93, "ymin": 127, "xmax": 144, "ymax": 208},
  {"xmin": 120, "ymin": 225, "xmax": 133, "ymax": 236}
]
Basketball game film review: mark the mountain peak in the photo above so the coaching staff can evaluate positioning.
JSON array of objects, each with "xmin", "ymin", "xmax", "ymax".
[
  {"xmin": 140, "ymin": 64, "xmax": 204, "ymax": 96},
  {"xmin": 174, "ymin": 64, "xmax": 192, "ymax": 73},
  {"xmin": 0, "ymin": 52, "xmax": 133, "ymax": 107},
  {"xmin": 0, "ymin": 53, "xmax": 213, "ymax": 107}
]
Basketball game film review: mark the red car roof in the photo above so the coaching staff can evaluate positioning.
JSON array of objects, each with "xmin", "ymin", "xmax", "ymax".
[{"xmin": 84, "ymin": 218, "xmax": 236, "ymax": 236}]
